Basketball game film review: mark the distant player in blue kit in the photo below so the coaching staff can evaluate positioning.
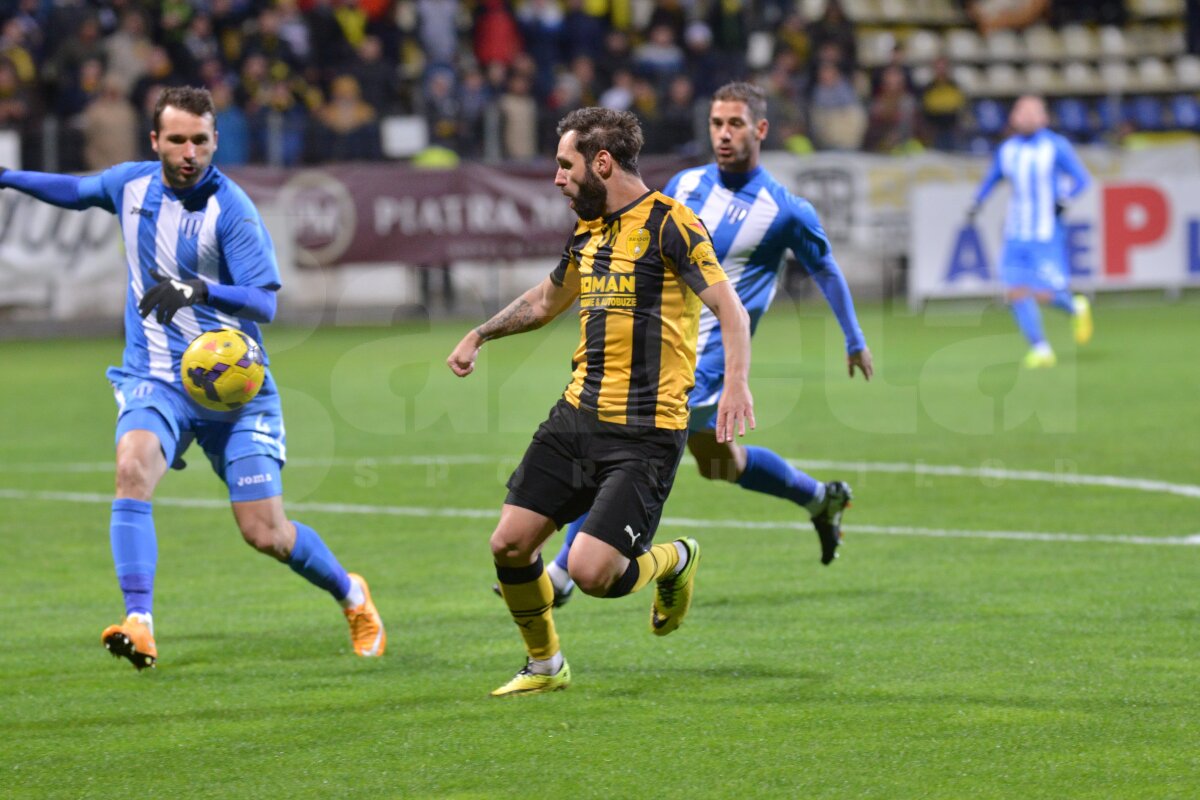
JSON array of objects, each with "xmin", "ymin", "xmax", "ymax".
[
  {"xmin": 0, "ymin": 87, "xmax": 384, "ymax": 669},
  {"xmin": 967, "ymin": 94, "xmax": 1094, "ymax": 368},
  {"xmin": 536, "ymin": 82, "xmax": 873, "ymax": 604}
]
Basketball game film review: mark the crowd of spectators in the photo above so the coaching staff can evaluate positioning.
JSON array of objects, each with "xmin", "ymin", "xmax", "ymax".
[{"xmin": 0, "ymin": 0, "xmax": 1192, "ymax": 172}]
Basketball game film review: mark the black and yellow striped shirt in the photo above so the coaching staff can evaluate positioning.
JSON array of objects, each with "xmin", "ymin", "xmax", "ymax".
[{"xmin": 550, "ymin": 190, "xmax": 728, "ymax": 429}]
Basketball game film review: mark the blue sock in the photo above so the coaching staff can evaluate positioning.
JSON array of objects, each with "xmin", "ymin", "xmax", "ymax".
[
  {"xmin": 1009, "ymin": 297, "xmax": 1047, "ymax": 347},
  {"xmin": 553, "ymin": 515, "xmax": 586, "ymax": 572},
  {"xmin": 288, "ymin": 521, "xmax": 352, "ymax": 601},
  {"xmin": 110, "ymin": 498, "xmax": 157, "ymax": 616},
  {"xmin": 736, "ymin": 446, "xmax": 820, "ymax": 507},
  {"xmin": 1050, "ymin": 288, "xmax": 1075, "ymax": 315}
]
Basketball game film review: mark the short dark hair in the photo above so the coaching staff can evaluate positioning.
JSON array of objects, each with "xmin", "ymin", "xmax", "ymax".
[
  {"xmin": 712, "ymin": 82, "xmax": 768, "ymax": 123},
  {"xmin": 556, "ymin": 107, "xmax": 643, "ymax": 175},
  {"xmin": 153, "ymin": 86, "xmax": 216, "ymax": 132}
]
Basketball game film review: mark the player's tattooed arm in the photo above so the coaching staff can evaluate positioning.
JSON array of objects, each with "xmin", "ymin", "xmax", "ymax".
[
  {"xmin": 474, "ymin": 295, "xmax": 544, "ymax": 342},
  {"xmin": 447, "ymin": 275, "xmax": 578, "ymax": 377}
]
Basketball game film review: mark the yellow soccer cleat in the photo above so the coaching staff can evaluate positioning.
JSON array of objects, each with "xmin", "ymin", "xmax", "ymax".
[
  {"xmin": 1022, "ymin": 347, "xmax": 1057, "ymax": 369},
  {"xmin": 490, "ymin": 659, "xmax": 572, "ymax": 697},
  {"xmin": 650, "ymin": 538, "xmax": 700, "ymax": 636},
  {"xmin": 101, "ymin": 614, "xmax": 157, "ymax": 671},
  {"xmin": 1072, "ymin": 295, "xmax": 1093, "ymax": 345},
  {"xmin": 344, "ymin": 573, "xmax": 386, "ymax": 657}
]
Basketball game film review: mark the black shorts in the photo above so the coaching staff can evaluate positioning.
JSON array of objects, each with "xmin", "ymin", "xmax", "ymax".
[{"xmin": 505, "ymin": 398, "xmax": 687, "ymax": 558}]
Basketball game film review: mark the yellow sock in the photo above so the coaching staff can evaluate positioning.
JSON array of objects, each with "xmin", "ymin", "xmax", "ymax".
[
  {"xmin": 497, "ymin": 568, "xmax": 559, "ymax": 660},
  {"xmin": 628, "ymin": 541, "xmax": 682, "ymax": 594}
]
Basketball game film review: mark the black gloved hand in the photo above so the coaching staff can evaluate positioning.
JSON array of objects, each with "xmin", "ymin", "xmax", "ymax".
[
  {"xmin": 1054, "ymin": 200, "xmax": 1067, "ymax": 218},
  {"xmin": 965, "ymin": 204, "xmax": 979, "ymax": 225},
  {"xmin": 138, "ymin": 269, "xmax": 208, "ymax": 325}
]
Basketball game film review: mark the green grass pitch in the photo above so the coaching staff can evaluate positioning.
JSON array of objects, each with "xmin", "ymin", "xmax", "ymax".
[{"xmin": 1, "ymin": 297, "xmax": 1197, "ymax": 798}]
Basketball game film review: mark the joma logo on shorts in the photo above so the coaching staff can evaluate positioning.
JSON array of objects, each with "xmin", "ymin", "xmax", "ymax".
[{"xmin": 236, "ymin": 473, "xmax": 273, "ymax": 487}]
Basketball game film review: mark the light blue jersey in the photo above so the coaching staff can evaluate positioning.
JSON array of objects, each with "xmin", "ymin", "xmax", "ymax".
[
  {"xmin": 74, "ymin": 162, "xmax": 281, "ymax": 385},
  {"xmin": 664, "ymin": 164, "xmax": 865, "ymax": 421},
  {"xmin": 974, "ymin": 128, "xmax": 1090, "ymax": 244}
]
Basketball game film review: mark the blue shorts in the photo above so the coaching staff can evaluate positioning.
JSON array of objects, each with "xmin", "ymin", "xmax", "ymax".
[
  {"xmin": 109, "ymin": 367, "xmax": 286, "ymax": 501},
  {"xmin": 1000, "ymin": 238, "xmax": 1068, "ymax": 293},
  {"xmin": 687, "ymin": 370, "xmax": 723, "ymax": 433}
]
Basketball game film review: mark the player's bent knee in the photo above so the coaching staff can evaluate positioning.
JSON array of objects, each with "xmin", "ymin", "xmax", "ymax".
[
  {"xmin": 569, "ymin": 559, "xmax": 621, "ymax": 597},
  {"xmin": 239, "ymin": 519, "xmax": 291, "ymax": 559},
  {"xmin": 114, "ymin": 455, "xmax": 157, "ymax": 500},
  {"xmin": 489, "ymin": 529, "xmax": 534, "ymax": 563}
]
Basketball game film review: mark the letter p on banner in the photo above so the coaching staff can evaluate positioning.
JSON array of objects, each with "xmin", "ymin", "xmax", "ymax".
[{"xmin": 1103, "ymin": 184, "xmax": 1168, "ymax": 277}]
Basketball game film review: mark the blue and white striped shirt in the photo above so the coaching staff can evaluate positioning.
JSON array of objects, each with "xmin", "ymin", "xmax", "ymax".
[
  {"xmin": 75, "ymin": 163, "xmax": 281, "ymax": 385},
  {"xmin": 974, "ymin": 128, "xmax": 1091, "ymax": 243},
  {"xmin": 664, "ymin": 163, "xmax": 865, "ymax": 405}
]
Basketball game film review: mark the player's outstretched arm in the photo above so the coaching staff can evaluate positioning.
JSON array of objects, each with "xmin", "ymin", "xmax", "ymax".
[
  {"xmin": 446, "ymin": 274, "xmax": 579, "ymax": 377},
  {"xmin": 699, "ymin": 280, "xmax": 755, "ymax": 443},
  {"xmin": 0, "ymin": 167, "xmax": 110, "ymax": 211}
]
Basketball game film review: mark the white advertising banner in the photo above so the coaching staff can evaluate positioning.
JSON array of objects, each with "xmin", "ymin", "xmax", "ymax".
[
  {"xmin": 909, "ymin": 178, "xmax": 1200, "ymax": 307},
  {"xmin": 0, "ymin": 192, "xmax": 125, "ymax": 319}
]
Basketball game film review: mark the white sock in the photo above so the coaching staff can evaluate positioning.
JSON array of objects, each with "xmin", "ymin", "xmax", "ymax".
[
  {"xmin": 338, "ymin": 576, "xmax": 365, "ymax": 609},
  {"xmin": 528, "ymin": 651, "xmax": 564, "ymax": 676},
  {"xmin": 127, "ymin": 611, "xmax": 154, "ymax": 636},
  {"xmin": 546, "ymin": 561, "xmax": 573, "ymax": 593},
  {"xmin": 804, "ymin": 482, "xmax": 828, "ymax": 516},
  {"xmin": 1032, "ymin": 342, "xmax": 1054, "ymax": 356},
  {"xmin": 672, "ymin": 540, "xmax": 688, "ymax": 574}
]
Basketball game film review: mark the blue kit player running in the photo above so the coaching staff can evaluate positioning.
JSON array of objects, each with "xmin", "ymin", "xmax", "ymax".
[
  {"xmin": 536, "ymin": 82, "xmax": 873, "ymax": 604},
  {"xmin": 967, "ymin": 94, "xmax": 1094, "ymax": 368},
  {"xmin": 0, "ymin": 87, "xmax": 384, "ymax": 669}
]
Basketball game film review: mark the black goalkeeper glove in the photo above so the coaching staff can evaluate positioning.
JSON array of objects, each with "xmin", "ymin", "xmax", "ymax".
[
  {"xmin": 1054, "ymin": 200, "xmax": 1067, "ymax": 219},
  {"xmin": 138, "ymin": 269, "xmax": 208, "ymax": 325}
]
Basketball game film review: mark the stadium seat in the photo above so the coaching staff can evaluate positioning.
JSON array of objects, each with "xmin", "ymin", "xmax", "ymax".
[
  {"xmin": 984, "ymin": 63, "xmax": 1022, "ymax": 95},
  {"xmin": 1176, "ymin": 55, "xmax": 1200, "ymax": 89},
  {"xmin": 857, "ymin": 29, "xmax": 896, "ymax": 68},
  {"xmin": 1126, "ymin": 95, "xmax": 1167, "ymax": 130},
  {"xmin": 952, "ymin": 64, "xmax": 983, "ymax": 95},
  {"xmin": 1169, "ymin": 93, "xmax": 1200, "ymax": 129},
  {"xmin": 973, "ymin": 98, "xmax": 1008, "ymax": 136},
  {"xmin": 801, "ymin": 0, "xmax": 830, "ymax": 17},
  {"xmin": 1099, "ymin": 60, "xmax": 1133, "ymax": 92},
  {"xmin": 1060, "ymin": 25, "xmax": 1100, "ymax": 61},
  {"xmin": 1023, "ymin": 25, "xmax": 1064, "ymax": 61},
  {"xmin": 911, "ymin": 64, "xmax": 934, "ymax": 87},
  {"xmin": 1062, "ymin": 62, "xmax": 1104, "ymax": 94},
  {"xmin": 1098, "ymin": 26, "xmax": 1130, "ymax": 60},
  {"xmin": 878, "ymin": 0, "xmax": 907, "ymax": 23},
  {"xmin": 1136, "ymin": 57, "xmax": 1172, "ymax": 91},
  {"xmin": 746, "ymin": 31, "xmax": 774, "ymax": 69},
  {"xmin": 1095, "ymin": 96, "xmax": 1126, "ymax": 131},
  {"xmin": 1053, "ymin": 97, "xmax": 1097, "ymax": 141},
  {"xmin": 985, "ymin": 29, "xmax": 1024, "ymax": 62},
  {"xmin": 945, "ymin": 28, "xmax": 984, "ymax": 62},
  {"xmin": 906, "ymin": 29, "xmax": 942, "ymax": 64},
  {"xmin": 1024, "ymin": 64, "xmax": 1062, "ymax": 95}
]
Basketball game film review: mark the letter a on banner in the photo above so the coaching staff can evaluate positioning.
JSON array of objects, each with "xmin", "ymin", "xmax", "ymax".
[{"xmin": 944, "ymin": 225, "xmax": 991, "ymax": 283}]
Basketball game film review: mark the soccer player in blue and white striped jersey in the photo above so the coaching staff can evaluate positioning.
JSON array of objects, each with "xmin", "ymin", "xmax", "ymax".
[
  {"xmin": 0, "ymin": 87, "xmax": 385, "ymax": 669},
  {"xmin": 968, "ymin": 95, "xmax": 1094, "ymax": 368},
  {"xmin": 541, "ymin": 83, "xmax": 873, "ymax": 601}
]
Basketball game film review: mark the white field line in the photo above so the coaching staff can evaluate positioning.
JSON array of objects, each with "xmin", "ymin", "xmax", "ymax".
[
  {"xmin": 2, "ymin": 488, "xmax": 1197, "ymax": 547},
  {"xmin": 5, "ymin": 455, "xmax": 1199, "ymax": 500}
]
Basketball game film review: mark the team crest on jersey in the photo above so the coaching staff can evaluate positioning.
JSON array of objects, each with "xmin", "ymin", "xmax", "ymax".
[
  {"xmin": 181, "ymin": 211, "xmax": 204, "ymax": 238},
  {"xmin": 625, "ymin": 228, "xmax": 650, "ymax": 257}
]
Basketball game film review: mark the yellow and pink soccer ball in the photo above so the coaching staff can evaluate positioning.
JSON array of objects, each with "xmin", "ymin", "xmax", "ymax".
[{"xmin": 180, "ymin": 328, "xmax": 265, "ymax": 412}]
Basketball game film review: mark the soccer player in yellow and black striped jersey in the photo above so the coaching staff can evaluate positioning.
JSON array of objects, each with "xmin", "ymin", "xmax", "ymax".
[{"xmin": 448, "ymin": 107, "xmax": 755, "ymax": 696}]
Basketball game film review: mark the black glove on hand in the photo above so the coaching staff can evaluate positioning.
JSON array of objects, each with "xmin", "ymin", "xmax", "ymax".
[
  {"xmin": 965, "ymin": 204, "xmax": 979, "ymax": 225},
  {"xmin": 1054, "ymin": 200, "xmax": 1067, "ymax": 218},
  {"xmin": 138, "ymin": 269, "xmax": 208, "ymax": 325}
]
